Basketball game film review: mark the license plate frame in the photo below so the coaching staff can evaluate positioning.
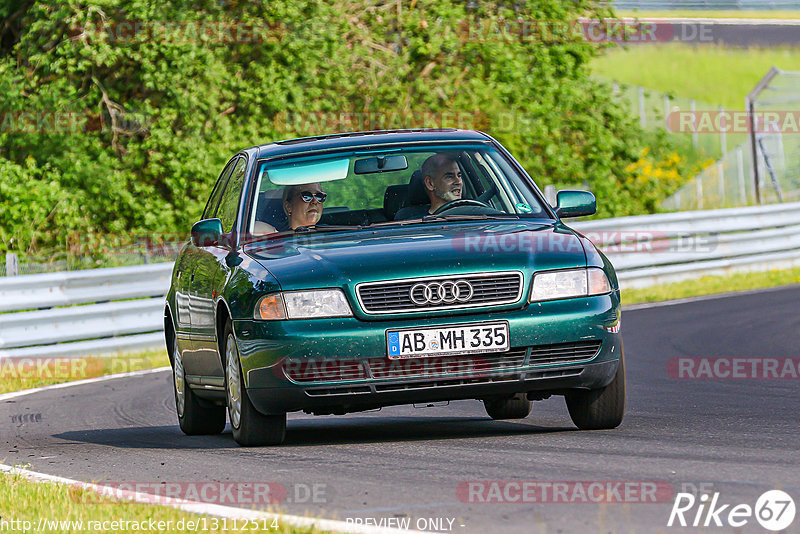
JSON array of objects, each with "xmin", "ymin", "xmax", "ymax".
[{"xmin": 386, "ymin": 321, "xmax": 510, "ymax": 360}]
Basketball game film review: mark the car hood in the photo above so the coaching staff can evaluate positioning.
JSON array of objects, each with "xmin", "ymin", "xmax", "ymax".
[{"xmin": 243, "ymin": 220, "xmax": 588, "ymax": 290}]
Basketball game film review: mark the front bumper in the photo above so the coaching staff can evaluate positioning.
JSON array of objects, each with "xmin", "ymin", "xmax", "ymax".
[{"xmin": 233, "ymin": 292, "xmax": 621, "ymax": 414}]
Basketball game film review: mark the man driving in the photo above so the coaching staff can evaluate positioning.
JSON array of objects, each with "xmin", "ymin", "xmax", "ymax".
[
  {"xmin": 395, "ymin": 153, "xmax": 463, "ymax": 219},
  {"xmin": 422, "ymin": 153, "xmax": 463, "ymax": 213}
]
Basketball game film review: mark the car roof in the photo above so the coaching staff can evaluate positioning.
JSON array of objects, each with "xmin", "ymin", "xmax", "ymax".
[{"xmin": 249, "ymin": 129, "xmax": 493, "ymax": 160}]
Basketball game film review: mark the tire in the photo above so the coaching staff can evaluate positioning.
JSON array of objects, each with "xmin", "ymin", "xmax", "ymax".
[
  {"xmin": 484, "ymin": 393, "xmax": 533, "ymax": 420},
  {"xmin": 566, "ymin": 352, "xmax": 626, "ymax": 430},
  {"xmin": 171, "ymin": 332, "xmax": 226, "ymax": 435},
  {"xmin": 223, "ymin": 321, "xmax": 286, "ymax": 446}
]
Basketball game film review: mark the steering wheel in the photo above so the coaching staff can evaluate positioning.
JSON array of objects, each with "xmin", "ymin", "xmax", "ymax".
[{"xmin": 432, "ymin": 199, "xmax": 490, "ymax": 215}]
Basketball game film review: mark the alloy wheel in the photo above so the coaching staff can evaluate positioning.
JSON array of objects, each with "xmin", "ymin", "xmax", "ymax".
[
  {"xmin": 226, "ymin": 333, "xmax": 242, "ymax": 429},
  {"xmin": 173, "ymin": 341, "xmax": 185, "ymax": 417}
]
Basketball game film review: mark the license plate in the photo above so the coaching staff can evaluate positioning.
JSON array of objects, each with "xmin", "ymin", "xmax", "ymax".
[{"xmin": 386, "ymin": 321, "xmax": 509, "ymax": 360}]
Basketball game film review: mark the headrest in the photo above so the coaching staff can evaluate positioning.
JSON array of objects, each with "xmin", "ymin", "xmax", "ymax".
[
  {"xmin": 404, "ymin": 170, "xmax": 429, "ymax": 206},
  {"xmin": 383, "ymin": 184, "xmax": 408, "ymax": 220},
  {"xmin": 255, "ymin": 189, "xmax": 288, "ymax": 231}
]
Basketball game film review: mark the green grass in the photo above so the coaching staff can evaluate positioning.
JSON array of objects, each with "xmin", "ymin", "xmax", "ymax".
[
  {"xmin": 0, "ymin": 350, "xmax": 168, "ymax": 395},
  {"xmin": 0, "ymin": 471, "xmax": 319, "ymax": 533},
  {"xmin": 622, "ymin": 266, "xmax": 800, "ymax": 305},
  {"xmin": 616, "ymin": 9, "xmax": 800, "ymax": 19},
  {"xmin": 592, "ymin": 44, "xmax": 800, "ymax": 110}
]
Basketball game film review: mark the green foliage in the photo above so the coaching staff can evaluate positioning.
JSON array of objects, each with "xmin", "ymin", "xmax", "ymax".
[
  {"xmin": 0, "ymin": 0, "xmax": 694, "ymax": 257},
  {"xmin": 0, "ymin": 156, "xmax": 83, "ymax": 252}
]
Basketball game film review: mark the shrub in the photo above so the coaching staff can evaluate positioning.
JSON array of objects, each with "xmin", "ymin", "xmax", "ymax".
[{"xmin": 0, "ymin": 0, "xmax": 695, "ymax": 257}]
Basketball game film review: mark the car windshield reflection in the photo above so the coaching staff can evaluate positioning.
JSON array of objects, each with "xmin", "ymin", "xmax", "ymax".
[{"xmin": 248, "ymin": 145, "xmax": 551, "ymax": 237}]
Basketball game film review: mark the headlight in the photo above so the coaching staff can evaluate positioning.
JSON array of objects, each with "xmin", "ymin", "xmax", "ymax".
[
  {"xmin": 255, "ymin": 289, "xmax": 352, "ymax": 320},
  {"xmin": 530, "ymin": 268, "xmax": 611, "ymax": 302}
]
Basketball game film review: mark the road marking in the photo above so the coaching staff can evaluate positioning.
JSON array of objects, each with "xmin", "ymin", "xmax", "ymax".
[
  {"xmin": 0, "ymin": 369, "xmax": 423, "ymax": 533},
  {"xmin": 0, "ymin": 367, "xmax": 172, "ymax": 403},
  {"xmin": 345, "ymin": 502, "xmax": 463, "ymax": 514},
  {"xmin": 0, "ymin": 464, "xmax": 422, "ymax": 534}
]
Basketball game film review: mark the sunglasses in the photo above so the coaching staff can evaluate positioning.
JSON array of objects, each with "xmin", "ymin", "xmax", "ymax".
[{"xmin": 299, "ymin": 191, "xmax": 327, "ymax": 203}]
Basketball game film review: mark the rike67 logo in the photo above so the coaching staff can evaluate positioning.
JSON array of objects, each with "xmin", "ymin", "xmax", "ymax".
[{"xmin": 668, "ymin": 490, "xmax": 796, "ymax": 531}]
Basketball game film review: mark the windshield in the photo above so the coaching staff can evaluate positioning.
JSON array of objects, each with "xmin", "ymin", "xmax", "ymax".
[{"xmin": 248, "ymin": 144, "xmax": 551, "ymax": 235}]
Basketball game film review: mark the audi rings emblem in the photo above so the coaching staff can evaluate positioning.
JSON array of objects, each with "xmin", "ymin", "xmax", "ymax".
[{"xmin": 409, "ymin": 280, "xmax": 474, "ymax": 306}]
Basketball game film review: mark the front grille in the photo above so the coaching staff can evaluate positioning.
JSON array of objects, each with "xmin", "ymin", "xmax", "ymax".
[
  {"xmin": 528, "ymin": 341, "xmax": 602, "ymax": 366},
  {"xmin": 368, "ymin": 348, "xmax": 527, "ymax": 380},
  {"xmin": 356, "ymin": 272, "xmax": 523, "ymax": 314}
]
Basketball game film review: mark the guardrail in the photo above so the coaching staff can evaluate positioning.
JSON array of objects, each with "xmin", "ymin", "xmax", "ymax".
[
  {"xmin": 572, "ymin": 200, "xmax": 800, "ymax": 287},
  {"xmin": 1, "ymin": 201, "xmax": 799, "ymax": 359},
  {"xmin": 610, "ymin": 0, "xmax": 800, "ymax": 9},
  {"xmin": 0, "ymin": 263, "xmax": 173, "ymax": 313},
  {"xmin": 0, "ymin": 264, "xmax": 172, "ymax": 359}
]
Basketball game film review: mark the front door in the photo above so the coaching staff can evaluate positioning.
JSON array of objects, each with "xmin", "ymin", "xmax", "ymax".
[
  {"xmin": 181, "ymin": 156, "xmax": 237, "ymax": 378},
  {"xmin": 188, "ymin": 156, "xmax": 247, "ymax": 378},
  {"xmin": 173, "ymin": 244, "xmax": 195, "ymax": 362}
]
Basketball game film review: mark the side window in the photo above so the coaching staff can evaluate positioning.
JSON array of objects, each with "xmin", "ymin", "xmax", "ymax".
[
  {"xmin": 203, "ymin": 158, "xmax": 237, "ymax": 220},
  {"xmin": 217, "ymin": 157, "xmax": 247, "ymax": 233}
]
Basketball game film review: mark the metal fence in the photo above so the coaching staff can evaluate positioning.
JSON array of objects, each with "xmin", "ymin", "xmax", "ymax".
[
  {"xmin": 610, "ymin": 81, "xmax": 737, "ymax": 162},
  {"xmin": 2, "ymin": 202, "xmax": 800, "ymax": 359},
  {"xmin": 661, "ymin": 143, "xmax": 756, "ymax": 210},
  {"xmin": 1, "ymin": 245, "xmax": 182, "ymax": 277},
  {"xmin": 662, "ymin": 68, "xmax": 800, "ymax": 210},
  {"xmin": 610, "ymin": 81, "xmax": 758, "ymax": 211},
  {"xmin": 748, "ymin": 68, "xmax": 800, "ymax": 204}
]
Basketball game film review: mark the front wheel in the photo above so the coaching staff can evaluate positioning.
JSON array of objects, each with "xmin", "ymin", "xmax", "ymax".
[
  {"xmin": 223, "ymin": 321, "xmax": 286, "ymax": 446},
  {"xmin": 172, "ymin": 332, "xmax": 226, "ymax": 435},
  {"xmin": 565, "ymin": 352, "xmax": 626, "ymax": 430}
]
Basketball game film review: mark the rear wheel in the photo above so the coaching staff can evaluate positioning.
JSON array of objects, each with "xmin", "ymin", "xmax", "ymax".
[
  {"xmin": 223, "ymin": 321, "xmax": 286, "ymax": 446},
  {"xmin": 172, "ymin": 333, "xmax": 226, "ymax": 435},
  {"xmin": 566, "ymin": 352, "xmax": 626, "ymax": 430},
  {"xmin": 484, "ymin": 393, "xmax": 533, "ymax": 420}
]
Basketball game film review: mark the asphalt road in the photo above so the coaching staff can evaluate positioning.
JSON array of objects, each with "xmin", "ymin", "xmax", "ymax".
[
  {"xmin": 705, "ymin": 21, "xmax": 800, "ymax": 47},
  {"xmin": 2, "ymin": 286, "xmax": 799, "ymax": 533},
  {"xmin": 619, "ymin": 18, "xmax": 800, "ymax": 47}
]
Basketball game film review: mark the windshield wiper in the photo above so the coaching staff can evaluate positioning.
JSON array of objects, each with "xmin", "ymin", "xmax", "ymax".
[
  {"xmin": 246, "ymin": 224, "xmax": 362, "ymax": 241},
  {"xmin": 292, "ymin": 224, "xmax": 364, "ymax": 233},
  {"xmin": 365, "ymin": 219, "xmax": 426, "ymax": 228},
  {"xmin": 366, "ymin": 214, "xmax": 519, "ymax": 228}
]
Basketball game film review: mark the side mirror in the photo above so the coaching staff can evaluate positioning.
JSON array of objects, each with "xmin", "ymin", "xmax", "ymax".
[
  {"xmin": 555, "ymin": 190, "xmax": 596, "ymax": 218},
  {"xmin": 191, "ymin": 218, "xmax": 224, "ymax": 247}
]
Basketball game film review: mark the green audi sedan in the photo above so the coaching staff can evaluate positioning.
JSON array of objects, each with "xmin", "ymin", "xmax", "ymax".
[{"xmin": 164, "ymin": 129, "xmax": 624, "ymax": 446}]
